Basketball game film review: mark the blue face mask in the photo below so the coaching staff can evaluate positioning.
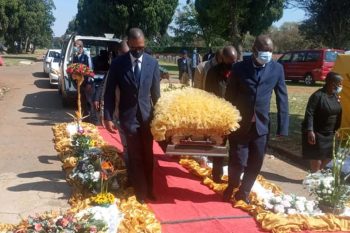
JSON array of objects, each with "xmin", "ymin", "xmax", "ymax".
[
  {"xmin": 334, "ymin": 86, "xmax": 342, "ymax": 94},
  {"xmin": 256, "ymin": 51, "xmax": 272, "ymax": 65},
  {"xmin": 73, "ymin": 46, "xmax": 79, "ymax": 54}
]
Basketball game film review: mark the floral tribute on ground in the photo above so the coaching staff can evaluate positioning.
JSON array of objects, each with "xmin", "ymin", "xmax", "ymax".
[{"xmin": 179, "ymin": 128, "xmax": 350, "ymax": 233}]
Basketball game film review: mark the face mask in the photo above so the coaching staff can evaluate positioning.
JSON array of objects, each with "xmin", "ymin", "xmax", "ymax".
[
  {"xmin": 334, "ymin": 86, "xmax": 342, "ymax": 94},
  {"xmin": 256, "ymin": 51, "xmax": 272, "ymax": 65},
  {"xmin": 130, "ymin": 49, "xmax": 144, "ymax": 59},
  {"xmin": 73, "ymin": 46, "xmax": 79, "ymax": 54}
]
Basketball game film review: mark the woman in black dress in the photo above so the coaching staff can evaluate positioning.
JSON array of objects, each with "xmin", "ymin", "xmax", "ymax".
[{"xmin": 302, "ymin": 72, "xmax": 343, "ymax": 172}]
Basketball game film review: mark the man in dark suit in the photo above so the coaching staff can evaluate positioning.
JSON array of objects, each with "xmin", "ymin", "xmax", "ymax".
[
  {"xmin": 223, "ymin": 35, "xmax": 289, "ymax": 203},
  {"xmin": 103, "ymin": 28, "xmax": 160, "ymax": 203},
  {"xmin": 177, "ymin": 50, "xmax": 192, "ymax": 85},
  {"xmin": 205, "ymin": 46, "xmax": 237, "ymax": 183}
]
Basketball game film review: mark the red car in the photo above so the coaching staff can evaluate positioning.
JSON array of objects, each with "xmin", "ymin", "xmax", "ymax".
[
  {"xmin": 277, "ymin": 49, "xmax": 344, "ymax": 85},
  {"xmin": 0, "ymin": 55, "xmax": 4, "ymax": 66}
]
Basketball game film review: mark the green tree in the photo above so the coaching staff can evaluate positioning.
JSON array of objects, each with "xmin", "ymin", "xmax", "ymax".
[
  {"xmin": 171, "ymin": 3, "xmax": 225, "ymax": 47},
  {"xmin": 195, "ymin": 0, "xmax": 285, "ymax": 56},
  {"xmin": 266, "ymin": 22, "xmax": 316, "ymax": 52},
  {"xmin": 296, "ymin": 0, "xmax": 350, "ymax": 48},
  {"xmin": 1, "ymin": 0, "xmax": 55, "ymax": 52},
  {"xmin": 75, "ymin": 0, "xmax": 178, "ymax": 39}
]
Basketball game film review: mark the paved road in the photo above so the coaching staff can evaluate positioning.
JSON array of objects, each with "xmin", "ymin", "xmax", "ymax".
[
  {"xmin": 0, "ymin": 63, "xmax": 71, "ymax": 224},
  {"xmin": 0, "ymin": 62, "xmax": 309, "ymax": 225}
]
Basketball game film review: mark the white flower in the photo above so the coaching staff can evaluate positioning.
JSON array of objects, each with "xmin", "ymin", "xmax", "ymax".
[
  {"xmin": 273, "ymin": 196, "xmax": 282, "ymax": 204},
  {"xmin": 273, "ymin": 204, "xmax": 285, "ymax": 214},
  {"xmin": 295, "ymin": 200, "xmax": 306, "ymax": 212},
  {"xmin": 66, "ymin": 123, "xmax": 78, "ymax": 137},
  {"xmin": 305, "ymin": 201, "xmax": 315, "ymax": 212},
  {"xmin": 92, "ymin": 172, "xmax": 100, "ymax": 182},
  {"xmin": 282, "ymin": 195, "xmax": 293, "ymax": 202},
  {"xmin": 296, "ymin": 196, "xmax": 307, "ymax": 202},
  {"xmin": 287, "ymin": 208, "xmax": 297, "ymax": 215},
  {"xmin": 281, "ymin": 200, "xmax": 292, "ymax": 208}
]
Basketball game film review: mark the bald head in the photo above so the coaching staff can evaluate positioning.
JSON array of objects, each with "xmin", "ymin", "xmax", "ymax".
[
  {"xmin": 128, "ymin": 28, "xmax": 145, "ymax": 40},
  {"xmin": 222, "ymin": 46, "xmax": 237, "ymax": 65},
  {"xmin": 127, "ymin": 28, "xmax": 145, "ymax": 58},
  {"xmin": 253, "ymin": 35, "xmax": 273, "ymax": 53}
]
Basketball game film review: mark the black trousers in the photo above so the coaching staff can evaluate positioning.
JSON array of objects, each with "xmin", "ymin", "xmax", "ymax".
[
  {"xmin": 227, "ymin": 125, "xmax": 267, "ymax": 199},
  {"xmin": 125, "ymin": 124, "xmax": 154, "ymax": 199}
]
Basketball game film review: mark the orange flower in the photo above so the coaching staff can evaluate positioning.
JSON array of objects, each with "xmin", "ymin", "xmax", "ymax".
[{"xmin": 101, "ymin": 161, "xmax": 114, "ymax": 171}]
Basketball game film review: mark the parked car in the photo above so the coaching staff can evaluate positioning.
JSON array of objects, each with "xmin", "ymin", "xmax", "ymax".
[
  {"xmin": 43, "ymin": 49, "xmax": 61, "ymax": 75},
  {"xmin": 58, "ymin": 35, "xmax": 121, "ymax": 107},
  {"xmin": 277, "ymin": 49, "xmax": 344, "ymax": 85},
  {"xmin": 49, "ymin": 56, "xmax": 61, "ymax": 87},
  {"xmin": 0, "ymin": 55, "xmax": 4, "ymax": 66}
]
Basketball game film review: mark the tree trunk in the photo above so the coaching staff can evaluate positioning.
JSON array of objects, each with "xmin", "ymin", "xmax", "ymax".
[{"xmin": 228, "ymin": 1, "xmax": 243, "ymax": 60}]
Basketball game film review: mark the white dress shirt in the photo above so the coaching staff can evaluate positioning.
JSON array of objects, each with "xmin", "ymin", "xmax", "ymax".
[{"xmin": 130, "ymin": 53, "xmax": 143, "ymax": 73}]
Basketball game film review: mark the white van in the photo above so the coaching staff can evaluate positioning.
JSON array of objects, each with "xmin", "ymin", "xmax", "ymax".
[{"xmin": 58, "ymin": 34, "xmax": 121, "ymax": 106}]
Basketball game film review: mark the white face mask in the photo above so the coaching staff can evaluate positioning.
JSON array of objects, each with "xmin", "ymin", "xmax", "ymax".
[
  {"xmin": 256, "ymin": 51, "xmax": 272, "ymax": 65},
  {"xmin": 334, "ymin": 86, "xmax": 343, "ymax": 94}
]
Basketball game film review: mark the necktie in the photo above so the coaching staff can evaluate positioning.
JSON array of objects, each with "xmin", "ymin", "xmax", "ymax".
[{"xmin": 134, "ymin": 59, "xmax": 140, "ymax": 84}]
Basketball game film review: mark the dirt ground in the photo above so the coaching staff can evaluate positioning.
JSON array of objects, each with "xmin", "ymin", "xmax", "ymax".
[{"xmin": 0, "ymin": 62, "xmax": 310, "ymax": 225}]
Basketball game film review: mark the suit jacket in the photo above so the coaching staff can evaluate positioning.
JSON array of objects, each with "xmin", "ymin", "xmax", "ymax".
[
  {"xmin": 225, "ymin": 58, "xmax": 289, "ymax": 137},
  {"xmin": 104, "ymin": 53, "xmax": 161, "ymax": 133},
  {"xmin": 177, "ymin": 57, "xmax": 192, "ymax": 80}
]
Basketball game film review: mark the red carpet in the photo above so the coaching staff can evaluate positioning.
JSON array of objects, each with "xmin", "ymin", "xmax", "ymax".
[{"xmin": 98, "ymin": 128, "xmax": 341, "ymax": 233}]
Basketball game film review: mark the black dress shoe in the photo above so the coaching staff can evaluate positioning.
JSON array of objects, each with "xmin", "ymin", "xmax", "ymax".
[
  {"xmin": 136, "ymin": 196, "xmax": 145, "ymax": 204},
  {"xmin": 223, "ymin": 187, "xmax": 233, "ymax": 202},
  {"xmin": 234, "ymin": 193, "xmax": 250, "ymax": 205}
]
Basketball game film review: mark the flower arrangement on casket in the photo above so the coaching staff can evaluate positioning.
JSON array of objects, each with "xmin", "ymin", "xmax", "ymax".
[{"xmin": 151, "ymin": 88, "xmax": 241, "ymax": 143}]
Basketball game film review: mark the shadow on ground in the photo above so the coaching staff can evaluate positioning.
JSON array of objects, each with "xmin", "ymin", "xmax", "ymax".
[
  {"xmin": 32, "ymin": 72, "xmax": 48, "ymax": 79},
  {"xmin": 38, "ymin": 155, "xmax": 60, "ymax": 164},
  {"xmin": 260, "ymin": 171, "xmax": 303, "ymax": 184},
  {"xmin": 19, "ymin": 90, "xmax": 72, "ymax": 126},
  {"xmin": 7, "ymin": 180, "xmax": 70, "ymax": 198}
]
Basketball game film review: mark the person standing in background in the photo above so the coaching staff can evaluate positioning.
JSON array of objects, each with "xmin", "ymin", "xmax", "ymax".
[
  {"xmin": 191, "ymin": 48, "xmax": 201, "ymax": 86},
  {"xmin": 302, "ymin": 72, "xmax": 343, "ymax": 172},
  {"xmin": 72, "ymin": 39, "xmax": 96, "ymax": 124},
  {"xmin": 177, "ymin": 50, "xmax": 192, "ymax": 86}
]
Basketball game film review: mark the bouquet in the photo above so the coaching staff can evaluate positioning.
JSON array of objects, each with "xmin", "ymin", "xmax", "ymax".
[
  {"xmin": 303, "ymin": 129, "xmax": 350, "ymax": 213},
  {"xmin": 66, "ymin": 63, "xmax": 94, "ymax": 77}
]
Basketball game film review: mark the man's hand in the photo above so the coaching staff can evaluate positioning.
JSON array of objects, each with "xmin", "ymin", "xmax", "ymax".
[
  {"xmin": 104, "ymin": 120, "xmax": 117, "ymax": 134},
  {"xmin": 93, "ymin": 101, "xmax": 100, "ymax": 111},
  {"xmin": 307, "ymin": 131, "xmax": 316, "ymax": 145}
]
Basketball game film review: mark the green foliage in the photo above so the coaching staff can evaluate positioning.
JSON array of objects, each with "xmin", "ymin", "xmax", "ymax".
[
  {"xmin": 297, "ymin": 0, "xmax": 350, "ymax": 48},
  {"xmin": 265, "ymin": 22, "xmax": 317, "ymax": 52},
  {"xmin": 0, "ymin": 0, "xmax": 55, "ymax": 52},
  {"xmin": 74, "ymin": 0, "xmax": 178, "ymax": 39},
  {"xmin": 195, "ymin": 0, "xmax": 285, "ymax": 54}
]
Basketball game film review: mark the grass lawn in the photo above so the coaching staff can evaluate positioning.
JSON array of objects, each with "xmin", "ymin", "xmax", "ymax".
[
  {"xmin": 158, "ymin": 60, "xmax": 321, "ymax": 157},
  {"xmin": 269, "ymin": 82, "xmax": 321, "ymax": 157},
  {"xmin": 2, "ymin": 49, "xmax": 46, "ymax": 66},
  {"xmin": 159, "ymin": 60, "xmax": 179, "ymax": 79}
]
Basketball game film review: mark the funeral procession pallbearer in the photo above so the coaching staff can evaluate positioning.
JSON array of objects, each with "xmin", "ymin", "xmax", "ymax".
[
  {"xmin": 205, "ymin": 46, "xmax": 238, "ymax": 183},
  {"xmin": 224, "ymin": 35, "xmax": 289, "ymax": 203},
  {"xmin": 103, "ymin": 28, "xmax": 160, "ymax": 203}
]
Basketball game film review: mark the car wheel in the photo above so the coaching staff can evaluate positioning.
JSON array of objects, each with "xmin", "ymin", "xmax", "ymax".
[{"xmin": 304, "ymin": 74, "xmax": 315, "ymax": 86}]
